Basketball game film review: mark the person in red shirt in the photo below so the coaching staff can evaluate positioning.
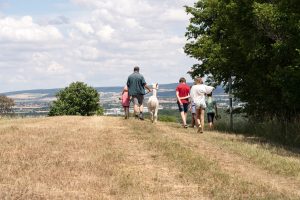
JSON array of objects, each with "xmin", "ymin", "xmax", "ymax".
[{"xmin": 176, "ymin": 77, "xmax": 190, "ymax": 128}]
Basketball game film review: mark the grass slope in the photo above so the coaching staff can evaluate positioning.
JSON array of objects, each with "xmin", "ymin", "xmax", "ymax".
[{"xmin": 0, "ymin": 116, "xmax": 299, "ymax": 199}]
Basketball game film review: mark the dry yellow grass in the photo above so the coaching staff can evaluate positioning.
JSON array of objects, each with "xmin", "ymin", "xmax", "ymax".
[
  {"xmin": 0, "ymin": 117, "xmax": 203, "ymax": 199},
  {"xmin": 0, "ymin": 116, "xmax": 299, "ymax": 199}
]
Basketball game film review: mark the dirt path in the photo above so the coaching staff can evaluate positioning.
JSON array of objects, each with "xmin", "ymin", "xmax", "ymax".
[
  {"xmin": 93, "ymin": 117, "xmax": 207, "ymax": 199},
  {"xmin": 155, "ymin": 123, "xmax": 300, "ymax": 197}
]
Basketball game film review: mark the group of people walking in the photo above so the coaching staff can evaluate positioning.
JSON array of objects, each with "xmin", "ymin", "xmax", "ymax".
[
  {"xmin": 176, "ymin": 77, "xmax": 218, "ymax": 133},
  {"xmin": 121, "ymin": 66, "xmax": 218, "ymax": 133}
]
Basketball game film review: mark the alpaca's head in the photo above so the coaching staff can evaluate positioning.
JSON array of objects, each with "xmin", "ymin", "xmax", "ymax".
[{"xmin": 152, "ymin": 83, "xmax": 159, "ymax": 90}]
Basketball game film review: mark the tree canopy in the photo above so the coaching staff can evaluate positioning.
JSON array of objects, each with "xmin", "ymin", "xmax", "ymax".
[
  {"xmin": 49, "ymin": 82, "xmax": 102, "ymax": 116},
  {"xmin": 185, "ymin": 0, "xmax": 300, "ymax": 121}
]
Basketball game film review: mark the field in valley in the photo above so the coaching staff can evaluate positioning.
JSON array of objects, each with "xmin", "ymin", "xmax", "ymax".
[{"xmin": 0, "ymin": 116, "xmax": 300, "ymax": 199}]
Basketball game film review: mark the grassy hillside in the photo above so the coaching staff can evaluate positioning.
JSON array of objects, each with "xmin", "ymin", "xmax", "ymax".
[{"xmin": 0, "ymin": 116, "xmax": 299, "ymax": 199}]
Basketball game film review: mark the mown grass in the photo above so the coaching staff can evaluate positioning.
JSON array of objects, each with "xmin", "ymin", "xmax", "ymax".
[
  {"xmin": 129, "ymin": 121, "xmax": 296, "ymax": 199},
  {"xmin": 204, "ymin": 132, "xmax": 300, "ymax": 179}
]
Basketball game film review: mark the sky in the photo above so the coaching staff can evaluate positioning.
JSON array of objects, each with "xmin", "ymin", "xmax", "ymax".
[{"xmin": 0, "ymin": 0, "xmax": 196, "ymax": 92}]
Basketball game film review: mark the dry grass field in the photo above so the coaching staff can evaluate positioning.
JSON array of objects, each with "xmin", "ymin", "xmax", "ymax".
[{"xmin": 0, "ymin": 116, "xmax": 300, "ymax": 199}]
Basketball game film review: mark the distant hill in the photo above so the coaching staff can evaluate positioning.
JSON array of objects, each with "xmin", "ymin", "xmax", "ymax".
[{"xmin": 1, "ymin": 83, "xmax": 225, "ymax": 98}]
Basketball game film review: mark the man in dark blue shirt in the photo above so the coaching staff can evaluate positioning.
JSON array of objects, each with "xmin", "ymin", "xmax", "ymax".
[{"xmin": 127, "ymin": 66, "xmax": 151, "ymax": 120}]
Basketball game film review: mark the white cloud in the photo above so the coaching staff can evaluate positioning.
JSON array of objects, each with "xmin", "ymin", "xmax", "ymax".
[
  {"xmin": 9, "ymin": 75, "xmax": 29, "ymax": 83},
  {"xmin": 0, "ymin": 0, "xmax": 196, "ymax": 92},
  {"xmin": 47, "ymin": 62, "xmax": 67, "ymax": 75},
  {"xmin": 71, "ymin": 0, "xmax": 154, "ymax": 16},
  {"xmin": 0, "ymin": 16, "xmax": 63, "ymax": 42},
  {"xmin": 96, "ymin": 25, "xmax": 114, "ymax": 41},
  {"xmin": 72, "ymin": 46, "xmax": 100, "ymax": 60},
  {"xmin": 162, "ymin": 8, "xmax": 189, "ymax": 22},
  {"xmin": 32, "ymin": 52, "xmax": 68, "ymax": 75},
  {"xmin": 168, "ymin": 36, "xmax": 186, "ymax": 45},
  {"xmin": 74, "ymin": 22, "xmax": 94, "ymax": 35},
  {"xmin": 124, "ymin": 18, "xmax": 140, "ymax": 29}
]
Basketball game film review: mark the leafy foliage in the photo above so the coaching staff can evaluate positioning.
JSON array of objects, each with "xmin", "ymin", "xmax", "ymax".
[
  {"xmin": 185, "ymin": 0, "xmax": 300, "ymax": 121},
  {"xmin": 49, "ymin": 82, "xmax": 102, "ymax": 116},
  {"xmin": 0, "ymin": 95, "xmax": 15, "ymax": 115}
]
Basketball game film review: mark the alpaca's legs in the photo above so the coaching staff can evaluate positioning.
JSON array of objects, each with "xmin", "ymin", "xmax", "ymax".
[
  {"xmin": 152, "ymin": 112, "xmax": 154, "ymax": 123},
  {"xmin": 154, "ymin": 108, "xmax": 158, "ymax": 123}
]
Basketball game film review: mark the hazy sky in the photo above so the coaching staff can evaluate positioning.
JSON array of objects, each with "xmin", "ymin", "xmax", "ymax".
[{"xmin": 0, "ymin": 0, "xmax": 196, "ymax": 92}]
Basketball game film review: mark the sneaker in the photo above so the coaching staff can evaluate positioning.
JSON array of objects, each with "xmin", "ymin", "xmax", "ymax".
[
  {"xmin": 139, "ymin": 113, "xmax": 144, "ymax": 121},
  {"xmin": 197, "ymin": 126, "xmax": 203, "ymax": 133},
  {"xmin": 184, "ymin": 124, "xmax": 188, "ymax": 129}
]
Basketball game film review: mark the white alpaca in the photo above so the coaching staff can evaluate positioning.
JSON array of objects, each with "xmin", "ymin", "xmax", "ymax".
[{"xmin": 147, "ymin": 83, "xmax": 159, "ymax": 123}]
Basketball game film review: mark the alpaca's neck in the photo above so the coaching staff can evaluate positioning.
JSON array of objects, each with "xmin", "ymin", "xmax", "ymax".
[{"xmin": 152, "ymin": 89, "xmax": 157, "ymax": 97}]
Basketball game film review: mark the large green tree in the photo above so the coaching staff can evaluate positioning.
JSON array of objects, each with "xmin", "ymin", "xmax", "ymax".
[
  {"xmin": 185, "ymin": 0, "xmax": 300, "ymax": 121},
  {"xmin": 49, "ymin": 82, "xmax": 102, "ymax": 116}
]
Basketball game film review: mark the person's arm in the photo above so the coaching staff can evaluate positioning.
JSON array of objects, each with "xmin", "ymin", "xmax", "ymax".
[
  {"xmin": 205, "ymin": 85, "xmax": 215, "ymax": 94},
  {"xmin": 119, "ymin": 89, "xmax": 125, "ymax": 100},
  {"xmin": 144, "ymin": 84, "xmax": 152, "ymax": 93},
  {"xmin": 141, "ymin": 76, "xmax": 151, "ymax": 93},
  {"xmin": 180, "ymin": 94, "xmax": 190, "ymax": 100},
  {"xmin": 176, "ymin": 91, "xmax": 182, "ymax": 105}
]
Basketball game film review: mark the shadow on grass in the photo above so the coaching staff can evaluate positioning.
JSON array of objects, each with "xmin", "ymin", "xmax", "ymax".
[{"xmin": 215, "ymin": 120, "xmax": 300, "ymax": 155}]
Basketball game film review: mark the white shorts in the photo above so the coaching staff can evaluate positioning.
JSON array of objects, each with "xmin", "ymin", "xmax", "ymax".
[{"xmin": 194, "ymin": 99, "xmax": 206, "ymax": 109}]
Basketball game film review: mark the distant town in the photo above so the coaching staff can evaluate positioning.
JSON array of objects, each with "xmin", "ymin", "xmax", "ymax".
[{"xmin": 2, "ymin": 83, "xmax": 243, "ymax": 116}]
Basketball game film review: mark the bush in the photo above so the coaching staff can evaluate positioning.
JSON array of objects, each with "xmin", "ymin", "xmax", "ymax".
[
  {"xmin": 96, "ymin": 107, "xmax": 104, "ymax": 116},
  {"xmin": 49, "ymin": 82, "xmax": 102, "ymax": 116},
  {"xmin": 0, "ymin": 95, "xmax": 15, "ymax": 116}
]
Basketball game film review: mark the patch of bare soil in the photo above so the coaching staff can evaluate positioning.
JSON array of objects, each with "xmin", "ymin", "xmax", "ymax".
[{"xmin": 156, "ymin": 124, "xmax": 300, "ymax": 197}]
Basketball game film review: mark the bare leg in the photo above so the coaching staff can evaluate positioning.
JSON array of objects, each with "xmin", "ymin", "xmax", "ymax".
[
  {"xmin": 196, "ymin": 108, "xmax": 203, "ymax": 133},
  {"xmin": 191, "ymin": 113, "xmax": 196, "ymax": 127},
  {"xmin": 193, "ymin": 113, "xmax": 197, "ymax": 127},
  {"xmin": 184, "ymin": 112, "xmax": 188, "ymax": 125},
  {"xmin": 138, "ymin": 104, "xmax": 144, "ymax": 120},
  {"xmin": 196, "ymin": 109, "xmax": 201, "ymax": 128},
  {"xmin": 180, "ymin": 111, "xmax": 186, "ymax": 126},
  {"xmin": 134, "ymin": 104, "xmax": 140, "ymax": 117},
  {"xmin": 123, "ymin": 107, "xmax": 127, "ymax": 119},
  {"xmin": 139, "ymin": 104, "xmax": 144, "ymax": 113},
  {"xmin": 200, "ymin": 108, "xmax": 205, "ymax": 133},
  {"xmin": 125, "ymin": 107, "xmax": 129, "ymax": 119}
]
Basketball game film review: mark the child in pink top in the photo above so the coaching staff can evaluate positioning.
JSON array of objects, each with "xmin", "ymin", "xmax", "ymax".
[{"xmin": 121, "ymin": 86, "xmax": 130, "ymax": 119}]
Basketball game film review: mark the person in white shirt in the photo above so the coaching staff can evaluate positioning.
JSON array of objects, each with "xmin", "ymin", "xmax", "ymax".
[{"xmin": 190, "ymin": 77, "xmax": 214, "ymax": 133}]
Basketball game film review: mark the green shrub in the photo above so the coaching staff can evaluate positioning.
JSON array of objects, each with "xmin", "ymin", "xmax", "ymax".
[
  {"xmin": 96, "ymin": 107, "xmax": 104, "ymax": 116},
  {"xmin": 49, "ymin": 82, "xmax": 102, "ymax": 116}
]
